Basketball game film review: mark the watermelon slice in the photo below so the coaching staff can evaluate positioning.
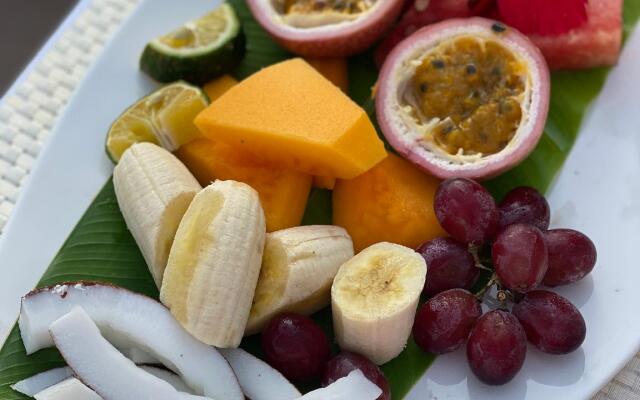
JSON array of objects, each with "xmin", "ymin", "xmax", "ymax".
[
  {"xmin": 375, "ymin": 0, "xmax": 623, "ymax": 70},
  {"xmin": 525, "ymin": 0, "xmax": 622, "ymax": 69}
]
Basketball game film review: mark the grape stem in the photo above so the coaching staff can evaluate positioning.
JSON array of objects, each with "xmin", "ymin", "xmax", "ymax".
[
  {"xmin": 468, "ymin": 245, "xmax": 493, "ymax": 272},
  {"xmin": 474, "ymin": 273, "xmax": 497, "ymax": 301}
]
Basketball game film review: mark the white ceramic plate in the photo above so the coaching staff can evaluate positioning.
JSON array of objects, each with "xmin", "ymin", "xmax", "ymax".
[{"xmin": 1, "ymin": 1, "xmax": 639, "ymax": 399}]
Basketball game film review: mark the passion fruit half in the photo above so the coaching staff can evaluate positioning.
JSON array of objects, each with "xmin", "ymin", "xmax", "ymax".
[
  {"xmin": 247, "ymin": 0, "xmax": 404, "ymax": 57},
  {"xmin": 376, "ymin": 18, "xmax": 550, "ymax": 180}
]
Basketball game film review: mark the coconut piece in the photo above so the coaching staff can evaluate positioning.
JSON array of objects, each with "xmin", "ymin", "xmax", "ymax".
[
  {"xmin": 295, "ymin": 369, "xmax": 381, "ymax": 400},
  {"xmin": 34, "ymin": 378, "xmax": 101, "ymax": 400},
  {"xmin": 19, "ymin": 366, "xmax": 192, "ymax": 400},
  {"xmin": 123, "ymin": 347, "xmax": 159, "ymax": 365},
  {"xmin": 49, "ymin": 307, "xmax": 211, "ymax": 400},
  {"xmin": 18, "ymin": 282, "xmax": 242, "ymax": 400},
  {"xmin": 11, "ymin": 367, "xmax": 72, "ymax": 396},
  {"xmin": 219, "ymin": 348, "xmax": 301, "ymax": 400}
]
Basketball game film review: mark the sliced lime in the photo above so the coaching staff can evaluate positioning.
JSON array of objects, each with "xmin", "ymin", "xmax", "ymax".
[
  {"xmin": 106, "ymin": 82, "xmax": 208, "ymax": 162},
  {"xmin": 140, "ymin": 3, "xmax": 245, "ymax": 85}
]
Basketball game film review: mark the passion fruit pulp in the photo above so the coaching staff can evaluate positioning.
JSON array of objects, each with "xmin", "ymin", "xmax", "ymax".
[
  {"xmin": 376, "ymin": 18, "xmax": 550, "ymax": 180},
  {"xmin": 409, "ymin": 37, "xmax": 526, "ymax": 156},
  {"xmin": 247, "ymin": 0, "xmax": 403, "ymax": 57}
]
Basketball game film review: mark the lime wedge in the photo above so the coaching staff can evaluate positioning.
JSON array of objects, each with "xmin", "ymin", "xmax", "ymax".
[
  {"xmin": 140, "ymin": 3, "xmax": 245, "ymax": 85},
  {"xmin": 106, "ymin": 82, "xmax": 208, "ymax": 162}
]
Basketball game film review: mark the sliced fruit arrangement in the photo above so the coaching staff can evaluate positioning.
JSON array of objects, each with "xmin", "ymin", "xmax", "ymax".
[
  {"xmin": 160, "ymin": 180, "xmax": 266, "ymax": 348},
  {"xmin": 113, "ymin": 143, "xmax": 201, "ymax": 287},
  {"xmin": 247, "ymin": 225, "xmax": 354, "ymax": 334},
  {"xmin": 8, "ymin": 0, "xmax": 619, "ymax": 395},
  {"xmin": 176, "ymin": 138, "xmax": 312, "ymax": 232},
  {"xmin": 246, "ymin": 0, "xmax": 404, "ymax": 57},
  {"xmin": 194, "ymin": 58, "xmax": 387, "ymax": 179},
  {"xmin": 140, "ymin": 3, "xmax": 246, "ymax": 84},
  {"xmin": 332, "ymin": 242, "xmax": 427, "ymax": 364},
  {"xmin": 409, "ymin": 178, "xmax": 597, "ymax": 384},
  {"xmin": 376, "ymin": 17, "xmax": 550, "ymax": 180},
  {"xmin": 333, "ymin": 153, "xmax": 446, "ymax": 251},
  {"xmin": 105, "ymin": 81, "xmax": 208, "ymax": 162}
]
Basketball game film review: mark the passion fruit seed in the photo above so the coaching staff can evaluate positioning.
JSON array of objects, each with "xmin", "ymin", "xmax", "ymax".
[
  {"xmin": 491, "ymin": 23, "xmax": 507, "ymax": 33},
  {"xmin": 406, "ymin": 36, "xmax": 527, "ymax": 156},
  {"xmin": 282, "ymin": 0, "xmax": 375, "ymax": 16}
]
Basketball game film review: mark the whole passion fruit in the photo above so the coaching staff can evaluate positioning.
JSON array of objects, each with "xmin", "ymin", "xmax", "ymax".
[
  {"xmin": 376, "ymin": 18, "xmax": 550, "ymax": 180},
  {"xmin": 247, "ymin": 0, "xmax": 404, "ymax": 57}
]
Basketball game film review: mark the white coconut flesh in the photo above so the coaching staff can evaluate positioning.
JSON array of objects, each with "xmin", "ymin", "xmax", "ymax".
[
  {"xmin": 11, "ymin": 367, "xmax": 72, "ymax": 397},
  {"xmin": 294, "ymin": 369, "xmax": 382, "ymax": 400},
  {"xmin": 18, "ymin": 283, "xmax": 243, "ymax": 400},
  {"xmin": 48, "ymin": 307, "xmax": 212, "ymax": 400},
  {"xmin": 382, "ymin": 26, "xmax": 544, "ymax": 172},
  {"xmin": 34, "ymin": 378, "xmax": 101, "ymax": 400},
  {"xmin": 219, "ymin": 348, "xmax": 301, "ymax": 400},
  {"xmin": 16, "ymin": 366, "xmax": 193, "ymax": 400},
  {"xmin": 267, "ymin": 0, "xmax": 382, "ymax": 29},
  {"xmin": 121, "ymin": 347, "xmax": 159, "ymax": 365},
  {"xmin": 141, "ymin": 366, "xmax": 196, "ymax": 394}
]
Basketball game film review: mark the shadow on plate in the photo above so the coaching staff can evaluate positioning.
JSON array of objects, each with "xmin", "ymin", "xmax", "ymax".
[{"xmin": 520, "ymin": 345, "xmax": 586, "ymax": 386}]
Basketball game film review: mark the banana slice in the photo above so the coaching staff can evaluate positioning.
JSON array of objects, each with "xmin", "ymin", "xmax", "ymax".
[
  {"xmin": 331, "ymin": 242, "xmax": 427, "ymax": 365},
  {"xmin": 246, "ymin": 225, "xmax": 354, "ymax": 335},
  {"xmin": 160, "ymin": 180, "xmax": 266, "ymax": 348},
  {"xmin": 113, "ymin": 142, "xmax": 201, "ymax": 287}
]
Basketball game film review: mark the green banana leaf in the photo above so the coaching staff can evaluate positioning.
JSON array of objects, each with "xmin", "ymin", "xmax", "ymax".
[{"xmin": 1, "ymin": 1, "xmax": 639, "ymax": 398}]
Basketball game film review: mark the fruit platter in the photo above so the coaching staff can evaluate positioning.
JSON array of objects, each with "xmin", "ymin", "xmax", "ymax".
[{"xmin": 0, "ymin": 0, "xmax": 639, "ymax": 399}]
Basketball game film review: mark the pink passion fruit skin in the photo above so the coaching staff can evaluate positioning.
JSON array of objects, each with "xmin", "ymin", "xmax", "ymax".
[
  {"xmin": 246, "ymin": 0, "xmax": 404, "ymax": 57},
  {"xmin": 376, "ymin": 17, "xmax": 551, "ymax": 180}
]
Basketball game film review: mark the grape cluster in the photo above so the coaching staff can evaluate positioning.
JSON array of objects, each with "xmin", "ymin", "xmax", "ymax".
[{"xmin": 414, "ymin": 178, "xmax": 596, "ymax": 385}]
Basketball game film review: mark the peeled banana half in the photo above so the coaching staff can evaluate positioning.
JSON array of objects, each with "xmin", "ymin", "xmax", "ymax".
[
  {"xmin": 113, "ymin": 143, "xmax": 202, "ymax": 287},
  {"xmin": 331, "ymin": 242, "xmax": 427, "ymax": 365},
  {"xmin": 246, "ymin": 225, "xmax": 354, "ymax": 335},
  {"xmin": 160, "ymin": 180, "xmax": 266, "ymax": 348}
]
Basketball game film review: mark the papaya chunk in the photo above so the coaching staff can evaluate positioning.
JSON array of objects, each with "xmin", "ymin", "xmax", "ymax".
[
  {"xmin": 194, "ymin": 58, "xmax": 386, "ymax": 179},
  {"xmin": 333, "ymin": 153, "xmax": 446, "ymax": 252},
  {"xmin": 306, "ymin": 58, "xmax": 349, "ymax": 92},
  {"xmin": 203, "ymin": 75, "xmax": 238, "ymax": 102},
  {"xmin": 312, "ymin": 175, "xmax": 337, "ymax": 190},
  {"xmin": 176, "ymin": 138, "xmax": 312, "ymax": 232}
]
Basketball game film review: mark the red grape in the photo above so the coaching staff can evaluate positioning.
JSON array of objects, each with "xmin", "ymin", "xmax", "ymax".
[
  {"xmin": 416, "ymin": 237, "xmax": 480, "ymax": 296},
  {"xmin": 467, "ymin": 309, "xmax": 527, "ymax": 385},
  {"xmin": 543, "ymin": 229, "xmax": 597, "ymax": 286},
  {"xmin": 413, "ymin": 289, "xmax": 482, "ymax": 354},
  {"xmin": 513, "ymin": 290, "xmax": 586, "ymax": 354},
  {"xmin": 434, "ymin": 178, "xmax": 499, "ymax": 245},
  {"xmin": 498, "ymin": 186, "xmax": 550, "ymax": 231},
  {"xmin": 261, "ymin": 313, "xmax": 330, "ymax": 381},
  {"xmin": 322, "ymin": 352, "xmax": 390, "ymax": 400},
  {"xmin": 492, "ymin": 224, "xmax": 548, "ymax": 293}
]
